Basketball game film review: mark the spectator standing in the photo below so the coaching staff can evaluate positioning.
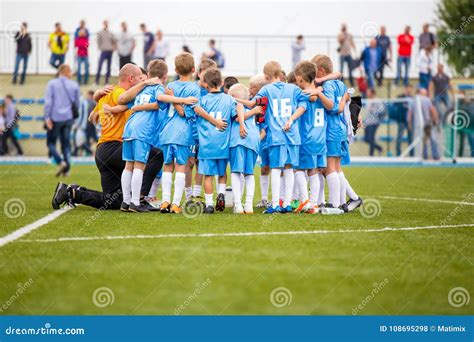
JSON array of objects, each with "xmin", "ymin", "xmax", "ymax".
[
  {"xmin": 72, "ymin": 92, "xmax": 94, "ymax": 156},
  {"xmin": 152, "ymin": 30, "xmax": 169, "ymax": 61},
  {"xmin": 393, "ymin": 85, "xmax": 414, "ymax": 156},
  {"xmin": 337, "ymin": 24, "xmax": 356, "ymax": 86},
  {"xmin": 417, "ymin": 47, "xmax": 432, "ymax": 90},
  {"xmin": 44, "ymin": 64, "xmax": 80, "ymax": 176},
  {"xmin": 49, "ymin": 23, "xmax": 69, "ymax": 69},
  {"xmin": 430, "ymin": 64, "xmax": 453, "ymax": 123},
  {"xmin": 419, "ymin": 23, "xmax": 437, "ymax": 50},
  {"xmin": 408, "ymin": 88, "xmax": 440, "ymax": 160},
  {"xmin": 0, "ymin": 95, "xmax": 23, "ymax": 156},
  {"xmin": 395, "ymin": 26, "xmax": 414, "ymax": 86},
  {"xmin": 74, "ymin": 20, "xmax": 89, "ymax": 38},
  {"xmin": 375, "ymin": 26, "xmax": 391, "ymax": 86},
  {"xmin": 205, "ymin": 39, "xmax": 225, "ymax": 68},
  {"xmin": 360, "ymin": 39, "xmax": 382, "ymax": 90},
  {"xmin": 117, "ymin": 22, "xmax": 135, "ymax": 68},
  {"xmin": 140, "ymin": 23, "xmax": 155, "ymax": 68},
  {"xmin": 12, "ymin": 22, "xmax": 32, "ymax": 85},
  {"xmin": 74, "ymin": 28, "xmax": 89, "ymax": 85},
  {"xmin": 96, "ymin": 20, "xmax": 116, "ymax": 85},
  {"xmin": 291, "ymin": 35, "xmax": 305, "ymax": 69},
  {"xmin": 363, "ymin": 89, "xmax": 384, "ymax": 156}
]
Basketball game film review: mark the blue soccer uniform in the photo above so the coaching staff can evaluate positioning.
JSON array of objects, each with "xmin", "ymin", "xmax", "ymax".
[{"xmin": 197, "ymin": 92, "xmax": 237, "ymax": 176}]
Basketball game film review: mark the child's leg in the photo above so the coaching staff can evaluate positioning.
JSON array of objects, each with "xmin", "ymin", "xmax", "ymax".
[
  {"xmin": 147, "ymin": 176, "xmax": 161, "ymax": 199},
  {"xmin": 185, "ymin": 157, "xmax": 195, "ymax": 200},
  {"xmin": 308, "ymin": 169, "xmax": 319, "ymax": 206},
  {"xmin": 161, "ymin": 163, "xmax": 174, "ymax": 204},
  {"xmin": 317, "ymin": 169, "xmax": 326, "ymax": 205},
  {"xmin": 172, "ymin": 163, "xmax": 186, "ymax": 206},
  {"xmin": 326, "ymin": 157, "xmax": 340, "ymax": 207},
  {"xmin": 231, "ymin": 172, "xmax": 243, "ymax": 205},
  {"xmin": 279, "ymin": 174, "xmax": 285, "ymax": 203},
  {"xmin": 131, "ymin": 161, "xmax": 146, "ymax": 206},
  {"xmin": 282, "ymin": 164, "xmax": 295, "ymax": 208},
  {"xmin": 204, "ymin": 176, "xmax": 214, "ymax": 206},
  {"xmin": 270, "ymin": 168, "xmax": 282, "ymax": 208},
  {"xmin": 121, "ymin": 161, "xmax": 134, "ymax": 205},
  {"xmin": 260, "ymin": 166, "xmax": 270, "ymax": 201},
  {"xmin": 217, "ymin": 174, "xmax": 227, "ymax": 195},
  {"xmin": 244, "ymin": 174, "xmax": 255, "ymax": 209},
  {"xmin": 193, "ymin": 169, "xmax": 203, "ymax": 197},
  {"xmin": 295, "ymin": 169, "xmax": 309, "ymax": 202},
  {"xmin": 336, "ymin": 162, "xmax": 346, "ymax": 205}
]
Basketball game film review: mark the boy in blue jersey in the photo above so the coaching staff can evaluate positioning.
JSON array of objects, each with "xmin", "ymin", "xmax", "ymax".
[
  {"xmin": 193, "ymin": 69, "xmax": 237, "ymax": 213},
  {"xmin": 237, "ymin": 61, "xmax": 307, "ymax": 214},
  {"xmin": 183, "ymin": 59, "xmax": 219, "ymax": 203},
  {"xmin": 157, "ymin": 53, "xmax": 202, "ymax": 213},
  {"xmin": 116, "ymin": 59, "xmax": 198, "ymax": 212},
  {"xmin": 228, "ymin": 83, "xmax": 263, "ymax": 214}
]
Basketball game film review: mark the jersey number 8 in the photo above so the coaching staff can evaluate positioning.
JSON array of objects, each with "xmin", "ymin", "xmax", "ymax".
[{"xmin": 314, "ymin": 108, "xmax": 324, "ymax": 127}]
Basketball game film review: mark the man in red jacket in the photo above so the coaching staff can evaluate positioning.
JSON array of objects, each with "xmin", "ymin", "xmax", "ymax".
[
  {"xmin": 395, "ymin": 26, "xmax": 414, "ymax": 86},
  {"xmin": 75, "ymin": 28, "xmax": 89, "ymax": 84}
]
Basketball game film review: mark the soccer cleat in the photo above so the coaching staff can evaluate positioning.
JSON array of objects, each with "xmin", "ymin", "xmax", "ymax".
[
  {"xmin": 264, "ymin": 205, "xmax": 282, "ymax": 214},
  {"xmin": 215, "ymin": 193, "xmax": 225, "ymax": 212},
  {"xmin": 52, "ymin": 182, "xmax": 69, "ymax": 209},
  {"xmin": 233, "ymin": 203, "xmax": 244, "ymax": 214},
  {"xmin": 321, "ymin": 203, "xmax": 344, "ymax": 215},
  {"xmin": 339, "ymin": 203, "xmax": 349, "ymax": 213},
  {"xmin": 281, "ymin": 205, "xmax": 293, "ymax": 214},
  {"xmin": 203, "ymin": 205, "xmax": 215, "ymax": 214},
  {"xmin": 291, "ymin": 200, "xmax": 300, "ymax": 210},
  {"xmin": 307, "ymin": 205, "xmax": 321, "ymax": 214},
  {"xmin": 129, "ymin": 203, "xmax": 150, "ymax": 213},
  {"xmin": 244, "ymin": 204, "xmax": 254, "ymax": 214},
  {"xmin": 141, "ymin": 199, "xmax": 160, "ymax": 212},
  {"xmin": 120, "ymin": 202, "xmax": 130, "ymax": 212},
  {"xmin": 160, "ymin": 201, "xmax": 171, "ymax": 213},
  {"xmin": 256, "ymin": 199, "xmax": 269, "ymax": 208},
  {"xmin": 170, "ymin": 204, "xmax": 182, "ymax": 214},
  {"xmin": 295, "ymin": 200, "xmax": 311, "ymax": 213},
  {"xmin": 347, "ymin": 197, "xmax": 363, "ymax": 212}
]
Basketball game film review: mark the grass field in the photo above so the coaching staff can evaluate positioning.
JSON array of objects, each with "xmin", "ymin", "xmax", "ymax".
[{"xmin": 0, "ymin": 164, "xmax": 473, "ymax": 315}]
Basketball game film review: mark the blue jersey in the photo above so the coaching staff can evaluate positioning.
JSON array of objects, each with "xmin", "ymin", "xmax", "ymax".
[
  {"xmin": 123, "ymin": 84, "xmax": 165, "ymax": 144},
  {"xmin": 254, "ymin": 82, "xmax": 307, "ymax": 147},
  {"xmin": 323, "ymin": 80, "xmax": 347, "ymax": 142},
  {"xmin": 299, "ymin": 97, "xmax": 327, "ymax": 155},
  {"xmin": 230, "ymin": 107, "xmax": 260, "ymax": 153},
  {"xmin": 151, "ymin": 101, "xmax": 170, "ymax": 147},
  {"xmin": 197, "ymin": 92, "xmax": 237, "ymax": 159},
  {"xmin": 159, "ymin": 80, "xmax": 200, "ymax": 146}
]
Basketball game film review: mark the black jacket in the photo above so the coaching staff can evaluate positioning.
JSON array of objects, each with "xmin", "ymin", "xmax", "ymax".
[{"xmin": 15, "ymin": 32, "xmax": 32, "ymax": 54}]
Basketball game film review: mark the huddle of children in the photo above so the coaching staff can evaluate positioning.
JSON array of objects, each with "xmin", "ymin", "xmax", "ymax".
[{"xmin": 115, "ymin": 52, "xmax": 363, "ymax": 214}]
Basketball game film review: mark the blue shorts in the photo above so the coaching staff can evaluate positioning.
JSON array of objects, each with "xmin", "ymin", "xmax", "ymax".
[
  {"xmin": 327, "ymin": 140, "xmax": 349, "ymax": 159},
  {"xmin": 162, "ymin": 144, "xmax": 189, "ymax": 165},
  {"xmin": 230, "ymin": 146, "xmax": 258, "ymax": 174},
  {"xmin": 268, "ymin": 145, "xmax": 299, "ymax": 169},
  {"xmin": 122, "ymin": 139, "xmax": 151, "ymax": 163},
  {"xmin": 198, "ymin": 158, "xmax": 228, "ymax": 176},
  {"xmin": 259, "ymin": 147, "xmax": 270, "ymax": 167},
  {"xmin": 296, "ymin": 154, "xmax": 327, "ymax": 170}
]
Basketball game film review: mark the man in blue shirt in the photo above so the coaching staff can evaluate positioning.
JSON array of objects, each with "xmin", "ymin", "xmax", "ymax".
[
  {"xmin": 140, "ymin": 23, "xmax": 155, "ymax": 69},
  {"xmin": 375, "ymin": 26, "xmax": 392, "ymax": 86},
  {"xmin": 361, "ymin": 39, "xmax": 382, "ymax": 90},
  {"xmin": 44, "ymin": 64, "xmax": 80, "ymax": 176}
]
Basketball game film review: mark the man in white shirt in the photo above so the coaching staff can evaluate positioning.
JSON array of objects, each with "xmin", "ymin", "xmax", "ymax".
[
  {"xmin": 152, "ymin": 30, "xmax": 169, "ymax": 61},
  {"xmin": 117, "ymin": 22, "xmax": 135, "ymax": 68},
  {"xmin": 417, "ymin": 47, "xmax": 432, "ymax": 90}
]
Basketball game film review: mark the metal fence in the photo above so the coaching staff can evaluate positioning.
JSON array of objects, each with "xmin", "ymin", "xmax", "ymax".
[{"xmin": 0, "ymin": 31, "xmax": 458, "ymax": 77}]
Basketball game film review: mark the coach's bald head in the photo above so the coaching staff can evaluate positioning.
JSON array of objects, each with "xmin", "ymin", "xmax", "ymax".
[{"xmin": 118, "ymin": 63, "xmax": 142, "ymax": 89}]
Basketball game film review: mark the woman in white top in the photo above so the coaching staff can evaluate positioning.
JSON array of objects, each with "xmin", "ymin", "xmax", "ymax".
[{"xmin": 152, "ymin": 30, "xmax": 169, "ymax": 61}]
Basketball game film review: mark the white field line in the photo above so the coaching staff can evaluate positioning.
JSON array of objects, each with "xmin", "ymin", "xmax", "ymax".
[
  {"xmin": 371, "ymin": 195, "xmax": 474, "ymax": 206},
  {"xmin": 18, "ymin": 223, "xmax": 474, "ymax": 244},
  {"xmin": 0, "ymin": 206, "xmax": 72, "ymax": 248}
]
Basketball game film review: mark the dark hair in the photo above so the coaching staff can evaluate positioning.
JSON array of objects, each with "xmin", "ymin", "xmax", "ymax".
[
  {"xmin": 223, "ymin": 76, "xmax": 239, "ymax": 90},
  {"xmin": 182, "ymin": 45, "xmax": 192, "ymax": 54},
  {"xmin": 87, "ymin": 90, "xmax": 94, "ymax": 96},
  {"xmin": 203, "ymin": 69, "xmax": 222, "ymax": 89},
  {"xmin": 139, "ymin": 67, "xmax": 147, "ymax": 75},
  {"xmin": 5, "ymin": 94, "xmax": 14, "ymax": 100},
  {"xmin": 286, "ymin": 71, "xmax": 297, "ymax": 84},
  {"xmin": 209, "ymin": 39, "xmax": 216, "ymax": 45},
  {"xmin": 297, "ymin": 35, "xmax": 303, "ymax": 40}
]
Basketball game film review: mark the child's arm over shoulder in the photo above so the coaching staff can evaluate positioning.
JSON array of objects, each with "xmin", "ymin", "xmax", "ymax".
[
  {"xmin": 315, "ymin": 72, "xmax": 342, "ymax": 85},
  {"xmin": 243, "ymin": 106, "xmax": 263, "ymax": 120},
  {"xmin": 194, "ymin": 104, "xmax": 228, "ymax": 131},
  {"xmin": 118, "ymin": 77, "xmax": 161, "ymax": 105},
  {"xmin": 103, "ymin": 104, "xmax": 128, "ymax": 115},
  {"xmin": 132, "ymin": 102, "xmax": 159, "ymax": 113},
  {"xmin": 236, "ymin": 102, "xmax": 247, "ymax": 138},
  {"xmin": 165, "ymin": 87, "xmax": 185, "ymax": 117}
]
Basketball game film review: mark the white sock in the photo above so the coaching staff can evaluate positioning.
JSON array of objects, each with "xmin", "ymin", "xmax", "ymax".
[
  {"xmin": 292, "ymin": 180, "xmax": 299, "ymax": 201},
  {"xmin": 231, "ymin": 173, "xmax": 242, "ymax": 205},
  {"xmin": 295, "ymin": 171, "xmax": 309, "ymax": 202},
  {"xmin": 345, "ymin": 178, "xmax": 359, "ymax": 200},
  {"xmin": 240, "ymin": 174, "xmax": 245, "ymax": 196},
  {"xmin": 172, "ymin": 172, "xmax": 185, "ymax": 205},
  {"xmin": 279, "ymin": 176, "xmax": 285, "ymax": 201},
  {"xmin": 309, "ymin": 174, "xmax": 320, "ymax": 206},
  {"xmin": 205, "ymin": 193, "xmax": 213, "ymax": 206},
  {"xmin": 244, "ymin": 175, "xmax": 255, "ymax": 207},
  {"xmin": 161, "ymin": 171, "xmax": 172, "ymax": 203},
  {"xmin": 338, "ymin": 172, "xmax": 347, "ymax": 205},
  {"xmin": 193, "ymin": 184, "xmax": 202, "ymax": 197},
  {"xmin": 271, "ymin": 169, "xmax": 282, "ymax": 208},
  {"xmin": 283, "ymin": 168, "xmax": 294, "ymax": 207},
  {"xmin": 326, "ymin": 172, "xmax": 340, "ymax": 207},
  {"xmin": 260, "ymin": 175, "xmax": 269, "ymax": 201},
  {"xmin": 131, "ymin": 168, "xmax": 144, "ymax": 206},
  {"xmin": 317, "ymin": 173, "xmax": 325, "ymax": 204},
  {"xmin": 121, "ymin": 169, "xmax": 133, "ymax": 204},
  {"xmin": 218, "ymin": 182, "xmax": 226, "ymax": 195},
  {"xmin": 147, "ymin": 177, "xmax": 161, "ymax": 198},
  {"xmin": 185, "ymin": 186, "xmax": 193, "ymax": 200}
]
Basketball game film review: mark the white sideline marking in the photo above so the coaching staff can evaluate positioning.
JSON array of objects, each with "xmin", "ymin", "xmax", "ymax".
[
  {"xmin": 18, "ymin": 223, "xmax": 474, "ymax": 244},
  {"xmin": 0, "ymin": 207, "xmax": 72, "ymax": 248},
  {"xmin": 372, "ymin": 195, "xmax": 474, "ymax": 206}
]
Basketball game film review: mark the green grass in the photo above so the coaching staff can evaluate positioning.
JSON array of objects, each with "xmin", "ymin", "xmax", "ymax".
[{"xmin": 0, "ymin": 164, "xmax": 473, "ymax": 315}]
